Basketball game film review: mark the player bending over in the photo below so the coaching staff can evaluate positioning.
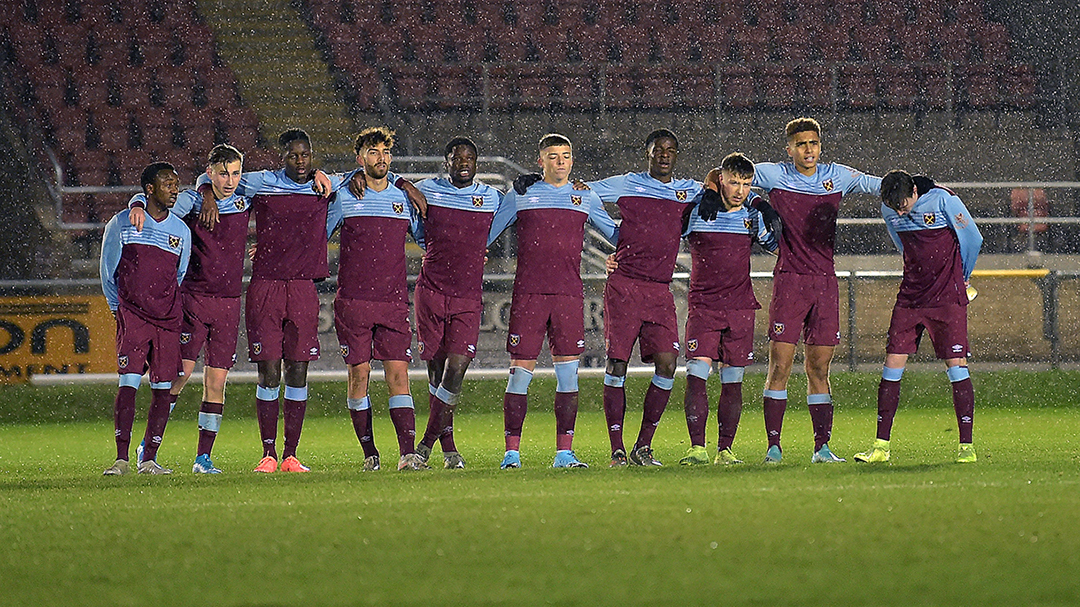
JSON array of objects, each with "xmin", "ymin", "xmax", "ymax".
[{"xmin": 854, "ymin": 170, "xmax": 982, "ymax": 464}]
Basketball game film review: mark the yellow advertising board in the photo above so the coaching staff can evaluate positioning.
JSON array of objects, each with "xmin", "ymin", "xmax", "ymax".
[{"xmin": 0, "ymin": 296, "xmax": 116, "ymax": 383}]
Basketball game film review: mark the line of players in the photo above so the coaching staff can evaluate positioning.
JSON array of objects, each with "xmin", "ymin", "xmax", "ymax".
[{"xmin": 99, "ymin": 116, "xmax": 983, "ymax": 476}]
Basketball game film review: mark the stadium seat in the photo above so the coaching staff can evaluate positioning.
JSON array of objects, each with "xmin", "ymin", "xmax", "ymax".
[
  {"xmin": 610, "ymin": 24, "xmax": 651, "ymax": 64},
  {"xmin": 719, "ymin": 65, "xmax": 755, "ymax": 110},
  {"xmin": 938, "ymin": 22, "xmax": 971, "ymax": 63},
  {"xmin": 963, "ymin": 63, "xmax": 1000, "ymax": 110},
  {"xmin": 555, "ymin": 67, "xmax": 597, "ymax": 110},
  {"xmin": 774, "ymin": 24, "xmax": 811, "ymax": 63},
  {"xmin": 604, "ymin": 66, "xmax": 636, "ymax": 109},
  {"xmin": 390, "ymin": 66, "xmax": 431, "ymax": 110},
  {"xmin": 759, "ymin": 65, "xmax": 796, "ymax": 110},
  {"xmin": 1001, "ymin": 64, "xmax": 1036, "ymax": 109},
  {"xmin": 676, "ymin": 67, "xmax": 715, "ymax": 109},
  {"xmin": 815, "ymin": 25, "xmax": 851, "ymax": 61},
  {"xmin": 841, "ymin": 64, "xmax": 877, "ymax": 109},
  {"xmin": 880, "ymin": 64, "xmax": 917, "ymax": 110},
  {"xmin": 734, "ymin": 26, "xmax": 770, "ymax": 64},
  {"xmin": 852, "ymin": 24, "xmax": 892, "ymax": 60},
  {"xmin": 799, "ymin": 64, "xmax": 834, "ymax": 110},
  {"xmin": 919, "ymin": 63, "xmax": 952, "ymax": 109},
  {"xmin": 433, "ymin": 66, "xmax": 480, "ymax": 110},
  {"xmin": 977, "ymin": 21, "xmax": 1010, "ymax": 63},
  {"xmin": 638, "ymin": 67, "xmax": 674, "ymax": 109},
  {"xmin": 516, "ymin": 67, "xmax": 553, "ymax": 110},
  {"xmin": 694, "ymin": 26, "xmax": 732, "ymax": 65}
]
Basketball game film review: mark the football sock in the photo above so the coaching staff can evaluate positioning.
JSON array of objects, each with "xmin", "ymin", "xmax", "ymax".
[
  {"xmin": 877, "ymin": 366, "xmax": 905, "ymax": 441},
  {"xmin": 197, "ymin": 401, "xmax": 224, "ymax": 457},
  {"xmin": 717, "ymin": 380, "xmax": 743, "ymax": 451},
  {"xmin": 434, "ymin": 387, "xmax": 459, "ymax": 454},
  {"xmin": 948, "ymin": 367, "xmax": 974, "ymax": 444},
  {"xmin": 255, "ymin": 385, "xmax": 280, "ymax": 459},
  {"xmin": 348, "ymin": 397, "xmax": 377, "ymax": 458},
  {"xmin": 684, "ymin": 374, "xmax": 709, "ymax": 447},
  {"xmin": 763, "ymin": 390, "xmax": 787, "ymax": 449},
  {"xmin": 503, "ymin": 366, "xmax": 532, "ymax": 451},
  {"xmin": 420, "ymin": 384, "xmax": 440, "ymax": 449},
  {"xmin": 636, "ymin": 374, "xmax": 673, "ymax": 449},
  {"xmin": 388, "ymin": 395, "xmax": 416, "ymax": 456},
  {"xmin": 282, "ymin": 385, "xmax": 307, "ymax": 460},
  {"xmin": 113, "ymin": 385, "xmax": 138, "ymax": 461},
  {"xmin": 141, "ymin": 386, "xmax": 173, "ymax": 462},
  {"xmin": 554, "ymin": 391, "xmax": 578, "ymax": 451},
  {"xmin": 603, "ymin": 373, "xmax": 626, "ymax": 452},
  {"xmin": 807, "ymin": 393, "xmax": 833, "ymax": 451}
]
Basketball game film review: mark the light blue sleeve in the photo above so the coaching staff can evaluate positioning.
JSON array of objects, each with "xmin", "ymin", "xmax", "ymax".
[
  {"xmin": 751, "ymin": 163, "xmax": 784, "ymax": 190},
  {"xmin": 943, "ymin": 195, "xmax": 982, "ymax": 280},
  {"xmin": 749, "ymin": 203, "xmax": 779, "ymax": 253},
  {"xmin": 99, "ymin": 215, "xmax": 123, "ymax": 310},
  {"xmin": 177, "ymin": 225, "xmax": 191, "ymax": 286},
  {"xmin": 487, "ymin": 189, "xmax": 518, "ymax": 246},
  {"xmin": 408, "ymin": 202, "xmax": 424, "ymax": 248},
  {"xmin": 171, "ymin": 189, "xmax": 199, "ymax": 219},
  {"xmin": 587, "ymin": 175, "xmax": 627, "ymax": 204},
  {"xmin": 127, "ymin": 192, "xmax": 146, "ymax": 210},
  {"xmin": 229, "ymin": 170, "xmax": 268, "ymax": 197},
  {"xmin": 881, "ymin": 204, "xmax": 903, "ymax": 254},
  {"xmin": 326, "ymin": 193, "xmax": 343, "ymax": 240},
  {"xmin": 586, "ymin": 191, "xmax": 618, "ymax": 246},
  {"xmin": 850, "ymin": 171, "xmax": 882, "ymax": 196},
  {"xmin": 326, "ymin": 171, "xmax": 347, "ymax": 193}
]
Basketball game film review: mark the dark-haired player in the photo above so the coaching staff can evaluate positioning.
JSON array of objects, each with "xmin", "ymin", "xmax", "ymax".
[
  {"xmin": 129, "ymin": 144, "xmax": 250, "ymax": 474},
  {"xmin": 679, "ymin": 153, "xmax": 778, "ymax": 466},
  {"xmin": 101, "ymin": 162, "xmax": 190, "ymax": 475},
  {"xmin": 591, "ymin": 129, "xmax": 702, "ymax": 467},
  {"xmin": 488, "ymin": 133, "xmax": 618, "ymax": 469},
  {"xmin": 328, "ymin": 127, "xmax": 429, "ymax": 472},
  {"xmin": 411, "ymin": 137, "xmax": 503, "ymax": 469},
  {"xmin": 854, "ymin": 170, "xmax": 982, "ymax": 464},
  {"xmin": 720, "ymin": 118, "xmax": 880, "ymax": 464},
  {"xmin": 195, "ymin": 129, "xmax": 344, "ymax": 473}
]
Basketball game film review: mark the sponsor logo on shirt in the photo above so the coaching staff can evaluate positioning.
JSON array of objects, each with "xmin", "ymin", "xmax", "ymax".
[
  {"xmin": 180, "ymin": 332, "xmax": 191, "ymax": 344},
  {"xmin": 234, "ymin": 199, "xmax": 246, "ymax": 211},
  {"xmin": 168, "ymin": 235, "xmax": 182, "ymax": 249},
  {"xmin": 340, "ymin": 344, "xmax": 349, "ymax": 358},
  {"xmin": 687, "ymin": 339, "xmax": 698, "ymax": 352},
  {"xmin": 118, "ymin": 355, "xmax": 128, "ymax": 368},
  {"xmin": 822, "ymin": 179, "xmax": 834, "ymax": 192},
  {"xmin": 676, "ymin": 190, "xmax": 688, "ymax": 201},
  {"xmin": 393, "ymin": 201, "xmax": 405, "ymax": 214},
  {"xmin": 251, "ymin": 342, "xmax": 262, "ymax": 355},
  {"xmin": 472, "ymin": 195, "xmax": 484, "ymax": 208},
  {"xmin": 923, "ymin": 213, "xmax": 936, "ymax": 225},
  {"xmin": 571, "ymin": 195, "xmax": 583, "ymax": 206},
  {"xmin": 773, "ymin": 322, "xmax": 785, "ymax": 335},
  {"xmin": 508, "ymin": 333, "xmax": 521, "ymax": 347}
]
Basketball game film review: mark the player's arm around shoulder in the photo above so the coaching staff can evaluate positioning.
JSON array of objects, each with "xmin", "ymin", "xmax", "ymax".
[
  {"xmin": 835, "ymin": 163, "xmax": 883, "ymax": 196},
  {"xmin": 750, "ymin": 162, "xmax": 784, "ymax": 190}
]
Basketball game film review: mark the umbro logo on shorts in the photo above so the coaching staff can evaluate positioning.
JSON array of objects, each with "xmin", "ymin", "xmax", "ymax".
[
  {"xmin": 472, "ymin": 195, "xmax": 484, "ymax": 207},
  {"xmin": 687, "ymin": 339, "xmax": 698, "ymax": 352},
  {"xmin": 509, "ymin": 334, "xmax": 521, "ymax": 346},
  {"xmin": 467, "ymin": 344, "xmax": 476, "ymax": 354},
  {"xmin": 576, "ymin": 340, "xmax": 585, "ymax": 348},
  {"xmin": 251, "ymin": 342, "xmax": 262, "ymax": 355},
  {"xmin": 952, "ymin": 344, "xmax": 964, "ymax": 353},
  {"xmin": 118, "ymin": 355, "xmax": 128, "ymax": 368},
  {"xmin": 393, "ymin": 201, "xmax": 405, "ymax": 214},
  {"xmin": 340, "ymin": 344, "xmax": 349, "ymax": 358},
  {"xmin": 180, "ymin": 332, "xmax": 191, "ymax": 344},
  {"xmin": 571, "ymin": 195, "xmax": 583, "ymax": 206},
  {"xmin": 309, "ymin": 347, "xmax": 319, "ymax": 356},
  {"xmin": 673, "ymin": 342, "xmax": 680, "ymax": 351},
  {"xmin": 405, "ymin": 348, "xmax": 413, "ymax": 358}
]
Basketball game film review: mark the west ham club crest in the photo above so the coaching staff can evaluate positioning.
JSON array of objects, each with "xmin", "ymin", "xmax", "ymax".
[
  {"xmin": 472, "ymin": 195, "xmax": 484, "ymax": 208},
  {"xmin": 571, "ymin": 195, "xmax": 583, "ymax": 206}
]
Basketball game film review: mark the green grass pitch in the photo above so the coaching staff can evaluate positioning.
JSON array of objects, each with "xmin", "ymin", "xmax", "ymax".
[{"xmin": 1, "ymin": 371, "xmax": 1079, "ymax": 606}]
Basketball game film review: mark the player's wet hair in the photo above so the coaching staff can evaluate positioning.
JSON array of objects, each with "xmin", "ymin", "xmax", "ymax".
[
  {"xmin": 880, "ymin": 169, "xmax": 916, "ymax": 211},
  {"xmin": 785, "ymin": 117, "xmax": 821, "ymax": 140},
  {"xmin": 720, "ymin": 153, "xmax": 755, "ymax": 179},
  {"xmin": 207, "ymin": 144, "xmax": 243, "ymax": 168},
  {"xmin": 538, "ymin": 133, "xmax": 572, "ymax": 152},
  {"xmin": 278, "ymin": 128, "xmax": 311, "ymax": 149},
  {"xmin": 354, "ymin": 126, "xmax": 395, "ymax": 155},
  {"xmin": 444, "ymin": 136, "xmax": 478, "ymax": 159},
  {"xmin": 140, "ymin": 162, "xmax": 176, "ymax": 192},
  {"xmin": 645, "ymin": 129, "xmax": 678, "ymax": 150}
]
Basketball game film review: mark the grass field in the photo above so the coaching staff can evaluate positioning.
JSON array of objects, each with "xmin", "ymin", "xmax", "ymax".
[{"xmin": 1, "ymin": 371, "xmax": 1079, "ymax": 606}]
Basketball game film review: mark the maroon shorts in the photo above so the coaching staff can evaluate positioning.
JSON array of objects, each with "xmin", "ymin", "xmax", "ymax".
[
  {"xmin": 886, "ymin": 303, "xmax": 970, "ymax": 359},
  {"xmin": 685, "ymin": 307, "xmax": 756, "ymax": 366},
  {"xmin": 334, "ymin": 297, "xmax": 412, "ymax": 365},
  {"xmin": 768, "ymin": 272, "xmax": 841, "ymax": 346},
  {"xmin": 506, "ymin": 293, "xmax": 585, "ymax": 359},
  {"xmin": 245, "ymin": 278, "xmax": 321, "ymax": 362},
  {"xmin": 115, "ymin": 306, "xmax": 182, "ymax": 384},
  {"xmin": 180, "ymin": 292, "xmax": 241, "ymax": 369},
  {"xmin": 603, "ymin": 273, "xmax": 680, "ymax": 363},
  {"xmin": 413, "ymin": 282, "xmax": 481, "ymax": 361}
]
